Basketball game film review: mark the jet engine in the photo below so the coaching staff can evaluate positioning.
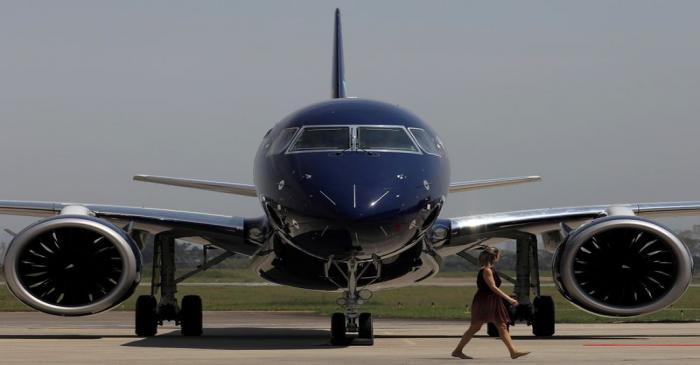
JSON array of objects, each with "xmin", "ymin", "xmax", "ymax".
[
  {"xmin": 3, "ymin": 213, "xmax": 142, "ymax": 316},
  {"xmin": 553, "ymin": 216, "xmax": 693, "ymax": 317}
]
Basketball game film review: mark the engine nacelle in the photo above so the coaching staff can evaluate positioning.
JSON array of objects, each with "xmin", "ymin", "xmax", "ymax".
[
  {"xmin": 3, "ymin": 214, "xmax": 142, "ymax": 316},
  {"xmin": 553, "ymin": 216, "xmax": 693, "ymax": 317}
]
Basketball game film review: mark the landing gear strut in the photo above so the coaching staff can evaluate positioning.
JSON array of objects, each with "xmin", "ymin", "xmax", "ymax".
[
  {"xmin": 325, "ymin": 256, "xmax": 380, "ymax": 345},
  {"xmin": 134, "ymin": 232, "xmax": 234, "ymax": 337}
]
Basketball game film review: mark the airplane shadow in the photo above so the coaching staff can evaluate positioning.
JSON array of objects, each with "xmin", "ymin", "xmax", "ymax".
[
  {"xmin": 122, "ymin": 329, "xmax": 700, "ymax": 351},
  {"xmin": 123, "ymin": 327, "xmax": 339, "ymax": 350},
  {"xmin": 1, "ymin": 329, "xmax": 697, "ymax": 351}
]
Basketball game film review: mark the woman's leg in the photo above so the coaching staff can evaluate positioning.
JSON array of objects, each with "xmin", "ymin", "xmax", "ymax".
[
  {"xmin": 495, "ymin": 322, "xmax": 518, "ymax": 356},
  {"xmin": 452, "ymin": 321, "xmax": 483, "ymax": 355}
]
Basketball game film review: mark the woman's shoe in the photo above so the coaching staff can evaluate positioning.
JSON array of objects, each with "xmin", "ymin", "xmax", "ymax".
[
  {"xmin": 510, "ymin": 351, "xmax": 531, "ymax": 359},
  {"xmin": 451, "ymin": 351, "xmax": 474, "ymax": 359}
]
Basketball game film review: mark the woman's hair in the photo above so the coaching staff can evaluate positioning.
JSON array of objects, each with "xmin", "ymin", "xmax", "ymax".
[{"xmin": 478, "ymin": 247, "xmax": 500, "ymax": 267}]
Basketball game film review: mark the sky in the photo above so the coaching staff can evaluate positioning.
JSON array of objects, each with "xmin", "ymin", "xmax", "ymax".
[{"xmin": 1, "ymin": 0, "xmax": 699, "ymax": 238}]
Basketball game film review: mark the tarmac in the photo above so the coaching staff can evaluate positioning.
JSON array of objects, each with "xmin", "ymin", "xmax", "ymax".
[{"xmin": 0, "ymin": 311, "xmax": 698, "ymax": 364}]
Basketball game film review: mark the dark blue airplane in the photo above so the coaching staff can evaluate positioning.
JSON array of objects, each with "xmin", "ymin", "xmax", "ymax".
[{"xmin": 0, "ymin": 9, "xmax": 697, "ymax": 345}]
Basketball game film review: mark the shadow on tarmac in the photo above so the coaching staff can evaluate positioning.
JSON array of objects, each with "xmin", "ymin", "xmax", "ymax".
[
  {"xmin": 123, "ymin": 328, "xmax": 337, "ymax": 350},
  {"xmin": 1, "ymin": 328, "xmax": 698, "ymax": 351}
]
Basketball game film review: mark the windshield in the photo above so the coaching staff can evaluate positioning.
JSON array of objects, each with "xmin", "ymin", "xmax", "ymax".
[
  {"xmin": 268, "ymin": 127, "xmax": 298, "ymax": 154},
  {"xmin": 357, "ymin": 127, "xmax": 418, "ymax": 152},
  {"xmin": 409, "ymin": 128, "xmax": 444, "ymax": 156},
  {"xmin": 290, "ymin": 126, "xmax": 351, "ymax": 151}
]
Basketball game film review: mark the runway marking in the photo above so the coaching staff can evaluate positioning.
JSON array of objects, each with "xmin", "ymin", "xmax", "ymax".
[
  {"xmin": 402, "ymin": 339, "xmax": 417, "ymax": 345},
  {"xmin": 584, "ymin": 344, "xmax": 700, "ymax": 347}
]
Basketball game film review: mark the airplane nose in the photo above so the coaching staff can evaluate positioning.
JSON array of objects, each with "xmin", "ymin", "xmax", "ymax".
[
  {"xmin": 272, "ymin": 153, "xmax": 444, "ymax": 259},
  {"xmin": 291, "ymin": 157, "xmax": 437, "ymax": 224},
  {"xmin": 308, "ymin": 181, "xmax": 434, "ymax": 259},
  {"xmin": 322, "ymin": 183, "xmax": 407, "ymax": 221}
]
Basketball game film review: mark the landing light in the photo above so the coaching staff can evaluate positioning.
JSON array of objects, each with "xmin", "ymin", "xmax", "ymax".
[{"xmin": 358, "ymin": 289, "xmax": 373, "ymax": 300}]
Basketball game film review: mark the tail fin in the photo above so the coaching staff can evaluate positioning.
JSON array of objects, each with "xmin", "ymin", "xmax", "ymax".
[{"xmin": 332, "ymin": 8, "xmax": 347, "ymax": 98}]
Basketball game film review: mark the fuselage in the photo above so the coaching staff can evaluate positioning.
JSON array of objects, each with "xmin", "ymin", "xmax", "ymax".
[{"xmin": 253, "ymin": 98, "xmax": 450, "ymax": 264}]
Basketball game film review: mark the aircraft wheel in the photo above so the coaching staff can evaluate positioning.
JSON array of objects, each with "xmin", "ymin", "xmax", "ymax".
[
  {"xmin": 358, "ymin": 312, "xmax": 373, "ymax": 341},
  {"xmin": 532, "ymin": 295, "xmax": 555, "ymax": 336},
  {"xmin": 180, "ymin": 295, "xmax": 203, "ymax": 336},
  {"xmin": 330, "ymin": 312, "xmax": 347, "ymax": 345},
  {"xmin": 135, "ymin": 295, "xmax": 158, "ymax": 337}
]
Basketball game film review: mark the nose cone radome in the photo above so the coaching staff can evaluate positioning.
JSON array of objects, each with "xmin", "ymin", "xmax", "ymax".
[
  {"xmin": 273, "ymin": 154, "xmax": 445, "ymax": 259},
  {"xmin": 293, "ymin": 155, "xmax": 435, "ymax": 221}
]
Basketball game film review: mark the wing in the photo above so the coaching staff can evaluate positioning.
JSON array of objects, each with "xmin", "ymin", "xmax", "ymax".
[
  {"xmin": 435, "ymin": 201, "xmax": 700, "ymax": 256},
  {"xmin": 449, "ymin": 176, "xmax": 541, "ymax": 193},
  {"xmin": 0, "ymin": 200, "xmax": 264, "ymax": 256},
  {"xmin": 133, "ymin": 175, "xmax": 258, "ymax": 197}
]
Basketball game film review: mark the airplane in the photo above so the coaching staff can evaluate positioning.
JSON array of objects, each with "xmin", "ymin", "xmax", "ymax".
[{"xmin": 0, "ymin": 9, "xmax": 696, "ymax": 345}]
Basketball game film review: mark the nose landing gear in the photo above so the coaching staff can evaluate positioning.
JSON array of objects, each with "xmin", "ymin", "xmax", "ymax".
[{"xmin": 324, "ymin": 256, "xmax": 380, "ymax": 345}]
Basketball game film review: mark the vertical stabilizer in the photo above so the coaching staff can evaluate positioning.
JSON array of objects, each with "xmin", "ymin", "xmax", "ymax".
[{"xmin": 332, "ymin": 8, "xmax": 347, "ymax": 98}]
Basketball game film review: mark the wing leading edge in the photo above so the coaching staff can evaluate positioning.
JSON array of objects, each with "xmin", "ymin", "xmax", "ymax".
[
  {"xmin": 437, "ymin": 201, "xmax": 700, "ymax": 256},
  {"xmin": 0, "ymin": 200, "xmax": 264, "ymax": 256},
  {"xmin": 449, "ymin": 176, "xmax": 541, "ymax": 193},
  {"xmin": 133, "ymin": 175, "xmax": 257, "ymax": 197}
]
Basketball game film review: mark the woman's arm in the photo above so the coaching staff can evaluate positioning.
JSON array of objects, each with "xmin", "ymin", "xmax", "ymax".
[{"xmin": 483, "ymin": 268, "xmax": 518, "ymax": 305}]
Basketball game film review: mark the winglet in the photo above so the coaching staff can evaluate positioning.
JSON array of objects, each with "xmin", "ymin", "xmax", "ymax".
[{"xmin": 332, "ymin": 8, "xmax": 347, "ymax": 98}]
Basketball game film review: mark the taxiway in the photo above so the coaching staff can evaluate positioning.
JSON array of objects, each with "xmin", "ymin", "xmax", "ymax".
[{"xmin": 0, "ymin": 311, "xmax": 698, "ymax": 364}]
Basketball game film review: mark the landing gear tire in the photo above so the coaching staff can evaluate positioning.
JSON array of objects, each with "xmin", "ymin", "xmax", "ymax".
[
  {"xmin": 486, "ymin": 322, "xmax": 509, "ymax": 337},
  {"xmin": 330, "ymin": 312, "xmax": 347, "ymax": 346},
  {"xmin": 180, "ymin": 295, "xmax": 203, "ymax": 336},
  {"xmin": 358, "ymin": 312, "xmax": 373, "ymax": 342},
  {"xmin": 532, "ymin": 295, "xmax": 555, "ymax": 336},
  {"xmin": 135, "ymin": 295, "xmax": 158, "ymax": 337}
]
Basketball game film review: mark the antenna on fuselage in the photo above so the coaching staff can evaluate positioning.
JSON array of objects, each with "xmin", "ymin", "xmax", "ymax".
[{"xmin": 332, "ymin": 8, "xmax": 347, "ymax": 98}]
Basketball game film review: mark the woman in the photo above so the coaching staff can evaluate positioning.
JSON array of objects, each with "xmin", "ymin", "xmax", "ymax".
[{"xmin": 451, "ymin": 247, "xmax": 530, "ymax": 360}]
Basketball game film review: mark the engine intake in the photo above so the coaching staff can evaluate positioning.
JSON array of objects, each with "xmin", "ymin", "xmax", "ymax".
[
  {"xmin": 3, "ymin": 215, "xmax": 142, "ymax": 316},
  {"xmin": 553, "ymin": 216, "xmax": 693, "ymax": 317}
]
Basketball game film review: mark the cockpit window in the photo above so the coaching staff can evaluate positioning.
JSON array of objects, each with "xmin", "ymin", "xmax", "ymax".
[
  {"xmin": 357, "ymin": 127, "xmax": 418, "ymax": 152},
  {"xmin": 268, "ymin": 127, "xmax": 298, "ymax": 154},
  {"xmin": 290, "ymin": 126, "xmax": 351, "ymax": 151},
  {"xmin": 409, "ymin": 128, "xmax": 444, "ymax": 156}
]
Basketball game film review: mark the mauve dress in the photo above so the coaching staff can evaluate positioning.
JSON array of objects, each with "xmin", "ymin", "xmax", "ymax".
[{"xmin": 470, "ymin": 267, "xmax": 511, "ymax": 325}]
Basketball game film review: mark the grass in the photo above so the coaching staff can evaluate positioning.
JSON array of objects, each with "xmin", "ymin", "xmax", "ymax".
[
  {"xmin": 140, "ymin": 267, "xmax": 700, "ymax": 282},
  {"xmin": 1, "ymin": 284, "xmax": 698, "ymax": 323},
  {"xmin": 142, "ymin": 268, "xmax": 264, "ymax": 283},
  {"xmin": 137, "ymin": 268, "xmax": 509, "ymax": 282},
  {"xmin": 2, "ymin": 268, "xmax": 699, "ymax": 322}
]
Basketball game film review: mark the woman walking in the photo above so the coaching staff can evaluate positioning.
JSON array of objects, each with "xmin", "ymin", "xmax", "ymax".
[{"xmin": 451, "ymin": 247, "xmax": 530, "ymax": 360}]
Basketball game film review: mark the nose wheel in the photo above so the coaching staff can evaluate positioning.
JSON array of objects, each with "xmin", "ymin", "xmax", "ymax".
[
  {"xmin": 330, "ymin": 311, "xmax": 374, "ymax": 346},
  {"xmin": 325, "ymin": 256, "xmax": 380, "ymax": 346},
  {"xmin": 358, "ymin": 312, "xmax": 373, "ymax": 339},
  {"xmin": 330, "ymin": 312, "xmax": 347, "ymax": 345}
]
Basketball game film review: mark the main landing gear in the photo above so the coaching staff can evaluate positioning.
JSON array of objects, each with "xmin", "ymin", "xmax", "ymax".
[
  {"xmin": 459, "ymin": 232, "xmax": 556, "ymax": 338},
  {"xmin": 134, "ymin": 232, "xmax": 234, "ymax": 337},
  {"xmin": 325, "ymin": 256, "xmax": 380, "ymax": 346}
]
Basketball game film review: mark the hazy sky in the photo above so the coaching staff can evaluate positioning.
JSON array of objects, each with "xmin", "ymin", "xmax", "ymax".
[{"xmin": 1, "ymin": 1, "xmax": 699, "ymax": 236}]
